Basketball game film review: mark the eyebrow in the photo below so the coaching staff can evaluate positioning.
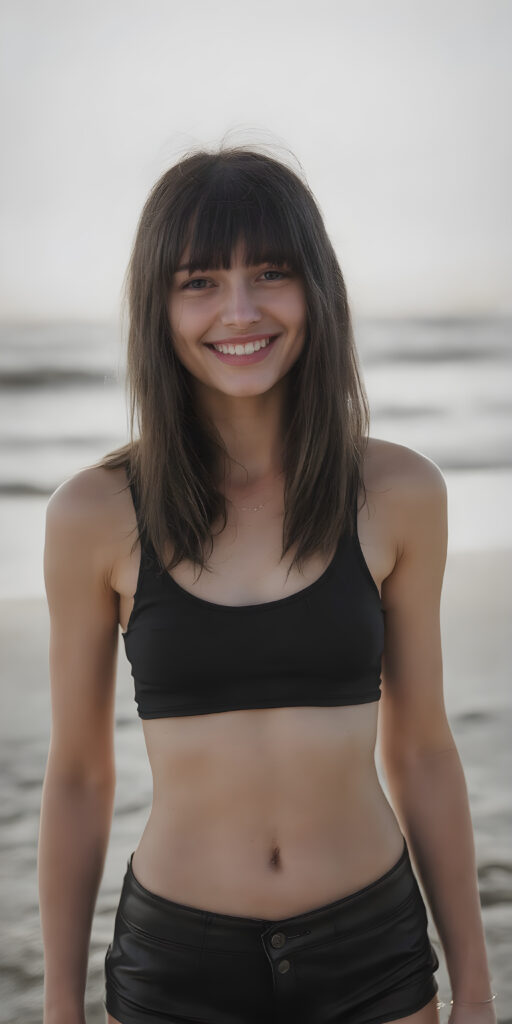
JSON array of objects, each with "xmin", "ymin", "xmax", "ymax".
[{"xmin": 175, "ymin": 260, "xmax": 281, "ymax": 274}]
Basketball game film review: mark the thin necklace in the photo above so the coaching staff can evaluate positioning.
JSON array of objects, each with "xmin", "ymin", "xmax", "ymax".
[
  {"xmin": 237, "ymin": 498, "xmax": 271, "ymax": 511},
  {"xmin": 229, "ymin": 472, "xmax": 284, "ymax": 512}
]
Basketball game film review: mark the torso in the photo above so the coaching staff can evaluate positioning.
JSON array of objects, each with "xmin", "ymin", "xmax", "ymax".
[{"xmin": 110, "ymin": 437, "xmax": 404, "ymax": 918}]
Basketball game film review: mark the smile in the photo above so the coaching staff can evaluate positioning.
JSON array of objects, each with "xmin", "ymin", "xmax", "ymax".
[{"xmin": 206, "ymin": 335, "xmax": 280, "ymax": 365}]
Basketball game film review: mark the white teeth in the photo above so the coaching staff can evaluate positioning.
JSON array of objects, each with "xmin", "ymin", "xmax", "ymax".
[{"xmin": 212, "ymin": 337, "xmax": 273, "ymax": 355}]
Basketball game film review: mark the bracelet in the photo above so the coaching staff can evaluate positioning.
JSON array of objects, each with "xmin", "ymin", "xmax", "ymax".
[{"xmin": 450, "ymin": 993, "xmax": 496, "ymax": 1006}]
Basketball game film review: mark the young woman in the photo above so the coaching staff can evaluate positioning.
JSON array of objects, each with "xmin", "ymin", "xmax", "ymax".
[{"xmin": 38, "ymin": 147, "xmax": 496, "ymax": 1024}]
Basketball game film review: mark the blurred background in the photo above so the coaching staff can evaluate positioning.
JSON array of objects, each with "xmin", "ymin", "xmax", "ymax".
[{"xmin": 0, "ymin": 1, "xmax": 511, "ymax": 1021}]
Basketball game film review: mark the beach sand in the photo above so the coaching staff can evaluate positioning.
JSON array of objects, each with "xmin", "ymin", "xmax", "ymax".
[{"xmin": 1, "ymin": 548, "xmax": 510, "ymax": 1023}]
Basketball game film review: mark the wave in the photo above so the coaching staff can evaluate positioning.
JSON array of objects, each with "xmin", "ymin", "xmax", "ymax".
[{"xmin": 0, "ymin": 369, "xmax": 121, "ymax": 388}]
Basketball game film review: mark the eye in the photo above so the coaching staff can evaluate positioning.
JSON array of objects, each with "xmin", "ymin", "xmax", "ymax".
[
  {"xmin": 181, "ymin": 268, "xmax": 289, "ymax": 290},
  {"xmin": 181, "ymin": 278, "xmax": 210, "ymax": 290},
  {"xmin": 262, "ymin": 270, "xmax": 288, "ymax": 281}
]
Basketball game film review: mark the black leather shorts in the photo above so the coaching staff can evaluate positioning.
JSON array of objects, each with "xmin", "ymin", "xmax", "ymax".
[{"xmin": 104, "ymin": 835, "xmax": 439, "ymax": 1024}]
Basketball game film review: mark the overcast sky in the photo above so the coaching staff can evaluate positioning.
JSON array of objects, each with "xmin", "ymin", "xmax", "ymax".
[{"xmin": 1, "ymin": 0, "xmax": 510, "ymax": 321}]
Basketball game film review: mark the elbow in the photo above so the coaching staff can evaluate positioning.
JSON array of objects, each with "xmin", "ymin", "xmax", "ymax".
[
  {"xmin": 44, "ymin": 752, "xmax": 116, "ymax": 793},
  {"xmin": 380, "ymin": 726, "xmax": 458, "ymax": 778},
  {"xmin": 381, "ymin": 740, "xmax": 459, "ymax": 786}
]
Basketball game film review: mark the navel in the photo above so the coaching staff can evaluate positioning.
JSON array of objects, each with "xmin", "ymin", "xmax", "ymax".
[{"xmin": 269, "ymin": 844, "xmax": 282, "ymax": 869}]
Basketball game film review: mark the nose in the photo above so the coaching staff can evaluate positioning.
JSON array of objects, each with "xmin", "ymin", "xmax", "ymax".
[{"xmin": 220, "ymin": 280, "xmax": 263, "ymax": 331}]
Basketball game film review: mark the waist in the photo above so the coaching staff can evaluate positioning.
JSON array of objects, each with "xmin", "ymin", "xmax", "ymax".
[
  {"xmin": 132, "ymin": 789, "xmax": 403, "ymax": 918},
  {"xmin": 121, "ymin": 832, "xmax": 416, "ymax": 943},
  {"xmin": 135, "ymin": 703, "xmax": 395, "ymax": 916}
]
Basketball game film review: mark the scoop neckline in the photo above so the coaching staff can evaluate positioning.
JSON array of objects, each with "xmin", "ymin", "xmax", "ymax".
[{"xmin": 159, "ymin": 532, "xmax": 345, "ymax": 613}]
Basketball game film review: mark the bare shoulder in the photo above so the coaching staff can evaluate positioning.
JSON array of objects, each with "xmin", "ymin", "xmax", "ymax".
[
  {"xmin": 47, "ymin": 462, "xmax": 128, "ymax": 525},
  {"xmin": 364, "ymin": 436, "xmax": 447, "ymax": 528},
  {"xmin": 46, "ymin": 463, "xmax": 131, "ymax": 584},
  {"xmin": 365, "ymin": 438, "xmax": 448, "ymax": 613},
  {"xmin": 362, "ymin": 437, "xmax": 447, "ymax": 587},
  {"xmin": 365, "ymin": 436, "xmax": 447, "ymax": 496}
]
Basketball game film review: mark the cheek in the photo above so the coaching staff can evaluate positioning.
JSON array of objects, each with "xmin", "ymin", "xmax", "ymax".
[
  {"xmin": 272, "ymin": 286, "xmax": 307, "ymax": 326},
  {"xmin": 167, "ymin": 302, "xmax": 208, "ymax": 350}
]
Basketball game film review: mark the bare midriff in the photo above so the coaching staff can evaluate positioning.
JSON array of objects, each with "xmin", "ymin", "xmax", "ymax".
[{"xmin": 130, "ymin": 702, "xmax": 404, "ymax": 919}]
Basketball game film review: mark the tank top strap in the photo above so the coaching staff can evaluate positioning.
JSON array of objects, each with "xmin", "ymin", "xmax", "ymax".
[
  {"xmin": 353, "ymin": 483, "xmax": 359, "ymax": 526},
  {"xmin": 127, "ymin": 473, "xmax": 154, "ymax": 561},
  {"xmin": 127, "ymin": 473, "xmax": 141, "ymax": 531},
  {"xmin": 350, "ymin": 482, "xmax": 361, "ymax": 547}
]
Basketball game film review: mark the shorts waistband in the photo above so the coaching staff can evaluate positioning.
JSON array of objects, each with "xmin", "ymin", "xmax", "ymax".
[{"xmin": 119, "ymin": 835, "xmax": 418, "ymax": 952}]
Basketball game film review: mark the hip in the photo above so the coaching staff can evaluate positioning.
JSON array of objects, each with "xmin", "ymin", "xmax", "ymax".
[{"xmin": 104, "ymin": 834, "xmax": 440, "ymax": 1024}]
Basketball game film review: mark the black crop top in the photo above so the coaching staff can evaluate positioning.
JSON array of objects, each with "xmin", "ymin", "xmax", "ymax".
[{"xmin": 122, "ymin": 479, "xmax": 385, "ymax": 719}]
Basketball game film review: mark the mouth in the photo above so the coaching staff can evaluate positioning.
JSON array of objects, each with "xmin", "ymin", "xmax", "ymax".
[{"xmin": 205, "ymin": 334, "xmax": 280, "ymax": 366}]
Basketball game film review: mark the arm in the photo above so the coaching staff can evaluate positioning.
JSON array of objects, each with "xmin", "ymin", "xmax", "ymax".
[
  {"xmin": 377, "ymin": 450, "xmax": 495, "ymax": 1019},
  {"xmin": 38, "ymin": 469, "xmax": 120, "ymax": 1024}
]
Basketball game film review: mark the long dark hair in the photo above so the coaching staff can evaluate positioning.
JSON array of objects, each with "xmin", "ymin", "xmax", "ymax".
[{"xmin": 92, "ymin": 144, "xmax": 371, "ymax": 582}]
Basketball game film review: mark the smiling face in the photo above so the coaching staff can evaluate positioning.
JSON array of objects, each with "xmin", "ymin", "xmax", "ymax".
[{"xmin": 167, "ymin": 238, "xmax": 308, "ymax": 400}]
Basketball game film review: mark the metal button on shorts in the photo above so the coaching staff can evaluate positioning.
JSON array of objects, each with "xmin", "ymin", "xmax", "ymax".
[{"xmin": 104, "ymin": 838, "xmax": 440, "ymax": 1024}]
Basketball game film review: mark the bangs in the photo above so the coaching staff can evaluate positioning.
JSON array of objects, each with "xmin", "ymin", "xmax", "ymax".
[{"xmin": 173, "ymin": 174, "xmax": 302, "ymax": 278}]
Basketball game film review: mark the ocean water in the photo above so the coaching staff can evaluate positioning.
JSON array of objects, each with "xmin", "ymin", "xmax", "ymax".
[{"xmin": 0, "ymin": 317, "xmax": 511, "ymax": 1022}]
